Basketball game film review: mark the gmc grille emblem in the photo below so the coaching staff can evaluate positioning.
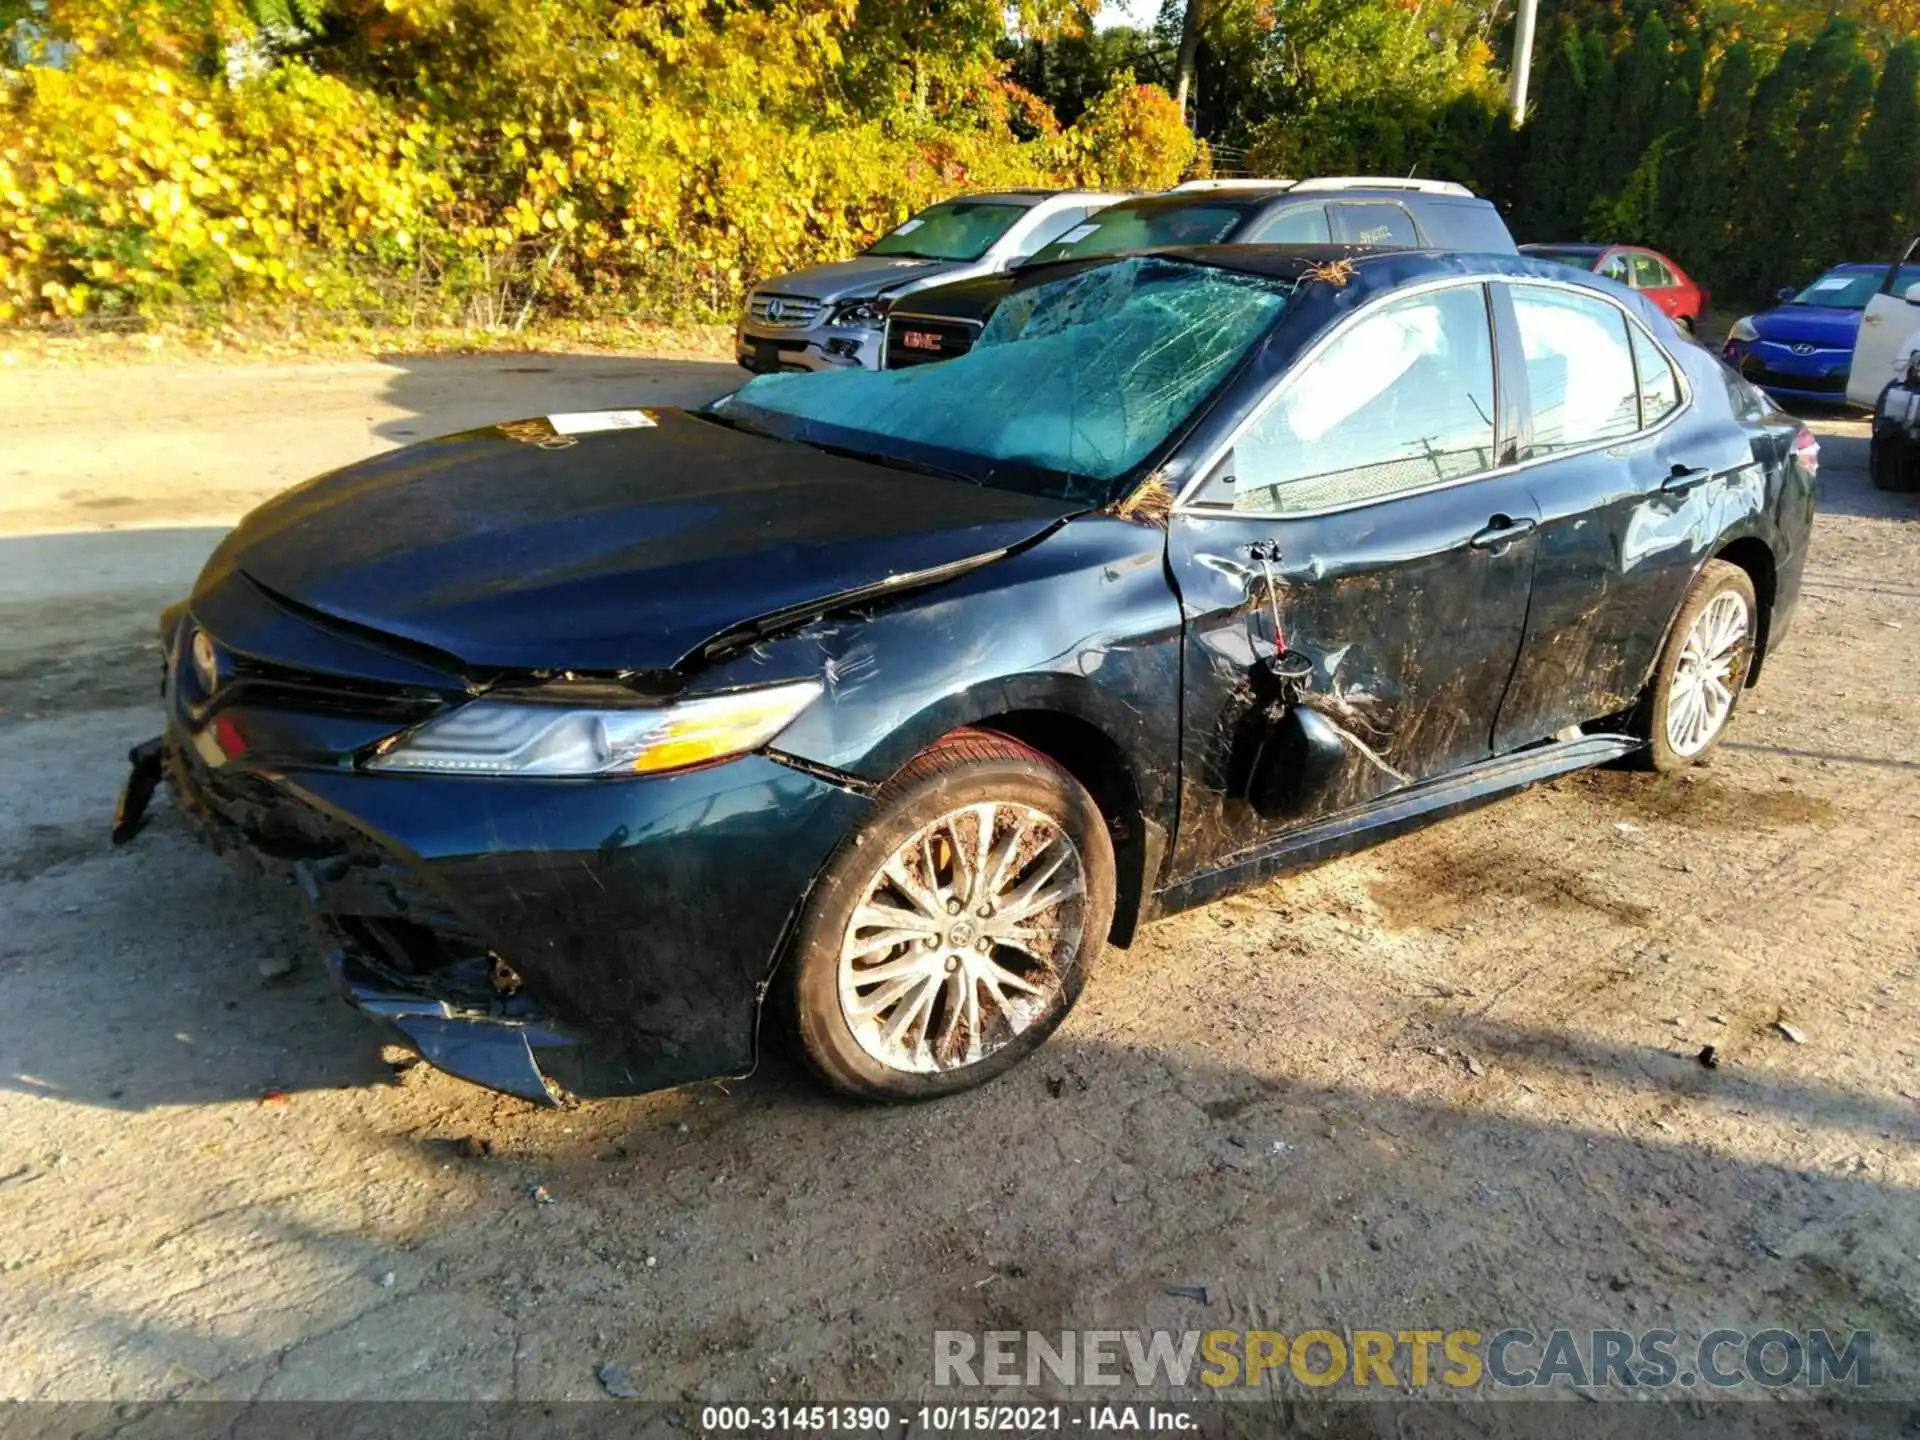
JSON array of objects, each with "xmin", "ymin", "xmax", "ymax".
[{"xmin": 902, "ymin": 330, "xmax": 942, "ymax": 351}]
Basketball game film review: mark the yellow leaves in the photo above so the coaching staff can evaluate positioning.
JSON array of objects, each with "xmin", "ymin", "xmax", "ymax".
[{"xmin": 1, "ymin": 34, "xmax": 1085, "ymax": 329}]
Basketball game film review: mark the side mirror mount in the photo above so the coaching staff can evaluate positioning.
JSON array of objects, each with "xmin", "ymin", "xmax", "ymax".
[
  {"xmin": 1775, "ymin": 285, "xmax": 1798, "ymax": 303},
  {"xmin": 1904, "ymin": 282, "xmax": 1920, "ymax": 306},
  {"xmin": 1196, "ymin": 447, "xmax": 1238, "ymax": 505}
]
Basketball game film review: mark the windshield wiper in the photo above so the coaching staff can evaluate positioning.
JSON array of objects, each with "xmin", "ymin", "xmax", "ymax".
[{"xmin": 700, "ymin": 406, "xmax": 981, "ymax": 486}]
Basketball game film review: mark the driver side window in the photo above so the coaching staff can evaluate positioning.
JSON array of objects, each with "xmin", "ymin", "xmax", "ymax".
[{"xmin": 1232, "ymin": 284, "xmax": 1498, "ymax": 515}]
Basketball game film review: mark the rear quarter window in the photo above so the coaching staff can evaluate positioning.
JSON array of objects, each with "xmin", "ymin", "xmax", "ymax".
[
  {"xmin": 1718, "ymin": 363, "xmax": 1769, "ymax": 421},
  {"xmin": 1418, "ymin": 199, "xmax": 1519, "ymax": 254}
]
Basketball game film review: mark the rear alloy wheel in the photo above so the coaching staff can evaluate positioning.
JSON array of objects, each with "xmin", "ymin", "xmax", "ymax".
[
  {"xmin": 1638, "ymin": 559, "xmax": 1757, "ymax": 771},
  {"xmin": 783, "ymin": 730, "xmax": 1114, "ymax": 1101}
]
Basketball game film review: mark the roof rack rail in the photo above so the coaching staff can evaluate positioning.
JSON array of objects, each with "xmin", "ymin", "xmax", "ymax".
[
  {"xmin": 1288, "ymin": 176, "xmax": 1474, "ymax": 197},
  {"xmin": 1169, "ymin": 178, "xmax": 1293, "ymax": 192}
]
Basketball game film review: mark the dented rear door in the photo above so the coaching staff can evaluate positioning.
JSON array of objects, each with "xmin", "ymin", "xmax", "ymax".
[{"xmin": 1489, "ymin": 280, "xmax": 1758, "ymax": 751}]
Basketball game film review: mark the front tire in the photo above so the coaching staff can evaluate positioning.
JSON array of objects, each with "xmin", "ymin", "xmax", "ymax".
[
  {"xmin": 782, "ymin": 730, "xmax": 1116, "ymax": 1102},
  {"xmin": 1636, "ymin": 560, "xmax": 1757, "ymax": 772}
]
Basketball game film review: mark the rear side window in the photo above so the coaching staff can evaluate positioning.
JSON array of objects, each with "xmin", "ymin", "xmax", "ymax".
[
  {"xmin": 1328, "ymin": 203, "xmax": 1419, "ymax": 246},
  {"xmin": 1630, "ymin": 253, "xmax": 1674, "ymax": 289},
  {"xmin": 1422, "ymin": 200, "xmax": 1518, "ymax": 254},
  {"xmin": 1245, "ymin": 204, "xmax": 1331, "ymax": 244},
  {"xmin": 1720, "ymin": 365, "xmax": 1768, "ymax": 420},
  {"xmin": 1513, "ymin": 287, "xmax": 1641, "ymax": 454},
  {"xmin": 1630, "ymin": 326, "xmax": 1682, "ymax": 426},
  {"xmin": 1598, "ymin": 253, "xmax": 1630, "ymax": 284},
  {"xmin": 1234, "ymin": 283, "xmax": 1497, "ymax": 513}
]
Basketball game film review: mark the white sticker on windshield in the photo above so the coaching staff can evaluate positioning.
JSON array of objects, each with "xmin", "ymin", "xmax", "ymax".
[
  {"xmin": 891, "ymin": 218, "xmax": 925, "ymax": 235},
  {"xmin": 1059, "ymin": 223, "xmax": 1100, "ymax": 243},
  {"xmin": 1808, "ymin": 276, "xmax": 1854, "ymax": 292},
  {"xmin": 546, "ymin": 409, "xmax": 657, "ymax": 435}
]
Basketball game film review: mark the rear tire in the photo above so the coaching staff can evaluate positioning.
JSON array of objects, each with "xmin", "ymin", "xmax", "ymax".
[
  {"xmin": 1871, "ymin": 434, "xmax": 1917, "ymax": 492},
  {"xmin": 1634, "ymin": 560, "xmax": 1757, "ymax": 772},
  {"xmin": 781, "ymin": 729, "xmax": 1115, "ymax": 1102}
]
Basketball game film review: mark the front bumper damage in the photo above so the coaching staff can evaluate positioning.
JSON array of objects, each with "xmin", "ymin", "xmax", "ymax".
[
  {"xmin": 734, "ymin": 318, "xmax": 884, "ymax": 373},
  {"xmin": 124, "ymin": 622, "xmax": 869, "ymax": 1105}
]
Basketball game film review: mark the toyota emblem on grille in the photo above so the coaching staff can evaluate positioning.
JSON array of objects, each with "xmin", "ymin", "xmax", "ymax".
[{"xmin": 1790, "ymin": 343, "xmax": 1818, "ymax": 356}]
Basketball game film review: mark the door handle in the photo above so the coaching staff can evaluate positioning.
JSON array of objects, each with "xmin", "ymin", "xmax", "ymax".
[
  {"xmin": 1662, "ymin": 464, "xmax": 1711, "ymax": 495},
  {"xmin": 1468, "ymin": 514, "xmax": 1537, "ymax": 550},
  {"xmin": 1863, "ymin": 313, "xmax": 1883, "ymax": 325}
]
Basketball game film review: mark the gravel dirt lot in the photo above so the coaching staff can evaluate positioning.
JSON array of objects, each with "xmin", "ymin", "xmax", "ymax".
[{"xmin": 0, "ymin": 352, "xmax": 1914, "ymax": 1423}]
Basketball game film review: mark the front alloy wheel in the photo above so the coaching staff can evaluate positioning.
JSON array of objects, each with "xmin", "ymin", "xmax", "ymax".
[
  {"xmin": 838, "ymin": 801, "xmax": 1085, "ymax": 1074},
  {"xmin": 784, "ymin": 730, "xmax": 1115, "ymax": 1101}
]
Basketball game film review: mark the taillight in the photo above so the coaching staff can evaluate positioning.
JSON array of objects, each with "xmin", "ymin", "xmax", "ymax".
[{"xmin": 1790, "ymin": 427, "xmax": 1819, "ymax": 479}]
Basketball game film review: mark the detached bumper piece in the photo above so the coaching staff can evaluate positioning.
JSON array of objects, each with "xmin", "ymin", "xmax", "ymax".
[
  {"xmin": 164, "ymin": 737, "xmax": 589, "ymax": 1106},
  {"xmin": 112, "ymin": 737, "xmax": 166, "ymax": 845}
]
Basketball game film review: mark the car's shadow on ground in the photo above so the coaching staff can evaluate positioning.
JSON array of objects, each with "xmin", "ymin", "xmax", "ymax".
[{"xmin": 17, "ymin": 955, "xmax": 1919, "ymax": 1419}]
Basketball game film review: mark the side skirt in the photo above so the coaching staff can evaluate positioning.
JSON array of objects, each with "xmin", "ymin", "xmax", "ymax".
[{"xmin": 1156, "ymin": 733, "xmax": 1643, "ymax": 916}]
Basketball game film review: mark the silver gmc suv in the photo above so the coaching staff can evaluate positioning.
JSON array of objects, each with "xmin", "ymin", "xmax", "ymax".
[{"xmin": 736, "ymin": 189, "xmax": 1127, "ymax": 374}]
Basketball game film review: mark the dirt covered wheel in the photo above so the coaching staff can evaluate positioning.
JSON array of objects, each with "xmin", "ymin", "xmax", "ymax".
[
  {"xmin": 1636, "ymin": 559, "xmax": 1757, "ymax": 771},
  {"xmin": 782, "ymin": 729, "xmax": 1115, "ymax": 1102}
]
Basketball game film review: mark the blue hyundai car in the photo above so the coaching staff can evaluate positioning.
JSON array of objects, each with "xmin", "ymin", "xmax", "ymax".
[{"xmin": 1724, "ymin": 261, "xmax": 1920, "ymax": 404}]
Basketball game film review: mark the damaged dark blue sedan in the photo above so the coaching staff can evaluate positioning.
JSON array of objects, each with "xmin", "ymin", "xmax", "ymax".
[{"xmin": 118, "ymin": 248, "xmax": 1818, "ymax": 1106}]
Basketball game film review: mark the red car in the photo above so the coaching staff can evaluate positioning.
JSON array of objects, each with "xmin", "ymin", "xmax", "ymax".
[{"xmin": 1519, "ymin": 243, "xmax": 1709, "ymax": 334}]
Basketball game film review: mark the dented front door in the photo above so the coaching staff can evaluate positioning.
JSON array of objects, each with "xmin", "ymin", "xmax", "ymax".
[
  {"xmin": 1164, "ymin": 483, "xmax": 1540, "ymax": 876},
  {"xmin": 1162, "ymin": 276, "xmax": 1540, "ymax": 877}
]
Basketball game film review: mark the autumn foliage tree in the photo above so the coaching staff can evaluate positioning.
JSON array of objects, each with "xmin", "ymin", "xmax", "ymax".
[{"xmin": 0, "ymin": 0, "xmax": 1197, "ymax": 324}]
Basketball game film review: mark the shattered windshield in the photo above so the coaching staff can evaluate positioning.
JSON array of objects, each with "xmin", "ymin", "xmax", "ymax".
[
  {"xmin": 713, "ymin": 258, "xmax": 1291, "ymax": 504},
  {"xmin": 1023, "ymin": 202, "xmax": 1246, "ymax": 266}
]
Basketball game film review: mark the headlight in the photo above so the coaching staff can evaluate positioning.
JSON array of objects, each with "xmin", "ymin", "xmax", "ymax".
[
  {"xmin": 829, "ymin": 296, "xmax": 889, "ymax": 328},
  {"xmin": 366, "ymin": 680, "xmax": 822, "ymax": 777},
  {"xmin": 1727, "ymin": 317, "xmax": 1758, "ymax": 344}
]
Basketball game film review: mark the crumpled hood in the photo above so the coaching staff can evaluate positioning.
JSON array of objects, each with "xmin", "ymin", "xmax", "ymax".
[
  {"xmin": 755, "ymin": 254, "xmax": 968, "ymax": 305},
  {"xmin": 197, "ymin": 408, "xmax": 1073, "ymax": 674},
  {"xmin": 1749, "ymin": 304, "xmax": 1863, "ymax": 348}
]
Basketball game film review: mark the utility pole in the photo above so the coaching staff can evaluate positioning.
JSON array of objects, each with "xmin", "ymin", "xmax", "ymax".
[{"xmin": 1509, "ymin": 0, "xmax": 1540, "ymax": 124}]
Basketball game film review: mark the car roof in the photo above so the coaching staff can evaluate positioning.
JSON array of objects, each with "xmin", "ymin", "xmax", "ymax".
[
  {"xmin": 1058, "ymin": 245, "xmax": 1673, "ymax": 327},
  {"xmin": 958, "ymin": 190, "xmax": 1111, "ymax": 206},
  {"xmin": 1102, "ymin": 190, "xmax": 1293, "ymax": 214}
]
